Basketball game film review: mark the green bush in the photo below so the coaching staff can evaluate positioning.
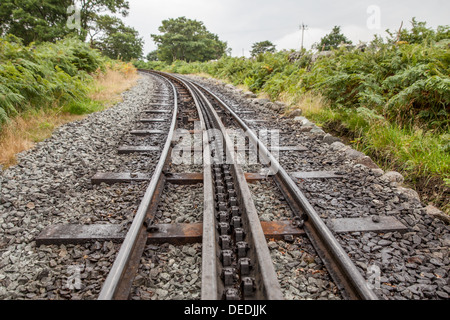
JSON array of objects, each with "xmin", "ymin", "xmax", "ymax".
[
  {"xmin": 307, "ymin": 43, "xmax": 449, "ymax": 131},
  {"xmin": 133, "ymin": 20, "xmax": 449, "ymax": 210},
  {"xmin": 134, "ymin": 20, "xmax": 449, "ymax": 133},
  {"xmin": 62, "ymin": 99, "xmax": 103, "ymax": 115},
  {"xmin": 0, "ymin": 35, "xmax": 106, "ymax": 130}
]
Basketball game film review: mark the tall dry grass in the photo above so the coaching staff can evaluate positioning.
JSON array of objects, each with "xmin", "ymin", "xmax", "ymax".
[
  {"xmin": 89, "ymin": 62, "xmax": 139, "ymax": 106},
  {"xmin": 280, "ymin": 91, "xmax": 327, "ymax": 117},
  {"xmin": 0, "ymin": 109, "xmax": 84, "ymax": 167}
]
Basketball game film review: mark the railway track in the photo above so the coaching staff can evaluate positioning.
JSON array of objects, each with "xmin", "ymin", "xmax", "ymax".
[
  {"xmin": 35, "ymin": 70, "xmax": 380, "ymax": 300},
  {"xmin": 0, "ymin": 63, "xmax": 444, "ymax": 303}
]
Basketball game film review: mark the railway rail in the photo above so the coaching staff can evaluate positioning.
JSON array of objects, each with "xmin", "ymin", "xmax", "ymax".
[{"xmin": 35, "ymin": 70, "xmax": 380, "ymax": 300}]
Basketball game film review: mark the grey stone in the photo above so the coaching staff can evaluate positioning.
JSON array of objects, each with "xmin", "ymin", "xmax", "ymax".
[
  {"xmin": 293, "ymin": 116, "xmax": 308, "ymax": 124},
  {"xmin": 329, "ymin": 141, "xmax": 347, "ymax": 151},
  {"xmin": 244, "ymin": 92, "xmax": 257, "ymax": 99},
  {"xmin": 289, "ymin": 109, "xmax": 302, "ymax": 117},
  {"xmin": 378, "ymin": 240, "xmax": 392, "ymax": 246},
  {"xmin": 275, "ymin": 101, "xmax": 286, "ymax": 108},
  {"xmin": 256, "ymin": 98, "xmax": 270, "ymax": 105},
  {"xmin": 371, "ymin": 168, "xmax": 385, "ymax": 177},
  {"xmin": 436, "ymin": 291, "xmax": 449, "ymax": 299},
  {"xmin": 396, "ymin": 187, "xmax": 421, "ymax": 202},
  {"xmin": 323, "ymin": 134, "xmax": 341, "ymax": 145},
  {"xmin": 160, "ymin": 273, "xmax": 171, "ymax": 281},
  {"xmin": 355, "ymin": 156, "xmax": 379, "ymax": 169},
  {"xmin": 298, "ymin": 125, "xmax": 314, "ymax": 132},
  {"xmin": 429, "ymin": 258, "xmax": 444, "ymax": 267},
  {"xmin": 381, "ymin": 171, "xmax": 405, "ymax": 184},
  {"xmin": 155, "ymin": 289, "xmax": 169, "ymax": 298},
  {"xmin": 425, "ymin": 205, "xmax": 450, "ymax": 224},
  {"xmin": 266, "ymin": 102, "xmax": 278, "ymax": 111},
  {"xmin": 345, "ymin": 148, "xmax": 365, "ymax": 159},
  {"xmin": 310, "ymin": 127, "xmax": 326, "ymax": 135},
  {"xmin": 268, "ymin": 241, "xmax": 278, "ymax": 250}
]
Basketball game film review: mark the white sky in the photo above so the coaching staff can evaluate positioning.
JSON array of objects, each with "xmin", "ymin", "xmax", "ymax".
[{"xmin": 121, "ymin": 0, "xmax": 450, "ymax": 57}]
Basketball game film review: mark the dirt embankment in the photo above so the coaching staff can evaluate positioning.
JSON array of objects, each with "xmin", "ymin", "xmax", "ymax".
[{"xmin": 323, "ymin": 120, "xmax": 449, "ymax": 216}]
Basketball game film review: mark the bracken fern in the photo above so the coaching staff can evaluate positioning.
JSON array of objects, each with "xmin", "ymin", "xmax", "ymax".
[{"xmin": 0, "ymin": 35, "xmax": 105, "ymax": 130}]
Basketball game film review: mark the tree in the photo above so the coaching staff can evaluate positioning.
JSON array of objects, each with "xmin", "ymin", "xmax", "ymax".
[
  {"xmin": 250, "ymin": 41, "xmax": 276, "ymax": 57},
  {"xmin": 77, "ymin": 0, "xmax": 130, "ymax": 41},
  {"xmin": 90, "ymin": 15, "xmax": 143, "ymax": 61},
  {"xmin": 0, "ymin": 0, "xmax": 76, "ymax": 44},
  {"xmin": 0, "ymin": 0, "xmax": 131, "ymax": 44},
  {"xmin": 0, "ymin": 0, "xmax": 142, "ymax": 61},
  {"xmin": 151, "ymin": 17, "xmax": 228, "ymax": 63},
  {"xmin": 315, "ymin": 26, "xmax": 352, "ymax": 51},
  {"xmin": 386, "ymin": 18, "xmax": 450, "ymax": 44},
  {"xmin": 146, "ymin": 50, "xmax": 159, "ymax": 61}
]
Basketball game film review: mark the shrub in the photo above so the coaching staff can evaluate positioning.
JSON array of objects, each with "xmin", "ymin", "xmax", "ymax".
[{"xmin": 0, "ymin": 35, "xmax": 106, "ymax": 130}]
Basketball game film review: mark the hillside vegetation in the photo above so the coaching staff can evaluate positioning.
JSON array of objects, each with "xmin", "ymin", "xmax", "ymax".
[
  {"xmin": 136, "ymin": 20, "xmax": 449, "ymax": 213},
  {"xmin": 0, "ymin": 35, "xmax": 138, "ymax": 167},
  {"xmin": 0, "ymin": 36, "xmax": 101, "ymax": 125}
]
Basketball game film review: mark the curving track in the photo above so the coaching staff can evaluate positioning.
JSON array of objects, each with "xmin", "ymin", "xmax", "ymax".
[{"xmin": 95, "ymin": 70, "xmax": 377, "ymax": 300}]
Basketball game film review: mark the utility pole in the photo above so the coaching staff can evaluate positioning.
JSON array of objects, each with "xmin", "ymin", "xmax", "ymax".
[{"xmin": 300, "ymin": 23, "xmax": 308, "ymax": 51}]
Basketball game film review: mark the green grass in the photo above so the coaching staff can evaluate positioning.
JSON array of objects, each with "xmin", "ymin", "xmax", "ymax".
[
  {"xmin": 304, "ymin": 105, "xmax": 449, "ymax": 213},
  {"xmin": 61, "ymin": 99, "xmax": 104, "ymax": 115},
  {"xmin": 304, "ymin": 105, "xmax": 449, "ymax": 180},
  {"xmin": 134, "ymin": 21, "xmax": 449, "ymax": 213},
  {"xmin": 0, "ymin": 60, "xmax": 138, "ymax": 168}
]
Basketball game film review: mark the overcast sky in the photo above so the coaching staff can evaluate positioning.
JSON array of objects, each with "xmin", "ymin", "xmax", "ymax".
[{"xmin": 121, "ymin": 0, "xmax": 450, "ymax": 57}]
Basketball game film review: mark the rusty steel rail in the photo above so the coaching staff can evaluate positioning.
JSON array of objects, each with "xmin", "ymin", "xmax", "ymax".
[
  {"xmin": 190, "ymin": 78, "xmax": 378, "ymax": 300},
  {"xmin": 99, "ymin": 68, "xmax": 377, "ymax": 300},
  {"xmin": 155, "ymin": 71, "xmax": 283, "ymax": 300},
  {"xmin": 97, "ymin": 72, "xmax": 178, "ymax": 300},
  {"xmin": 151, "ymin": 71, "xmax": 219, "ymax": 299}
]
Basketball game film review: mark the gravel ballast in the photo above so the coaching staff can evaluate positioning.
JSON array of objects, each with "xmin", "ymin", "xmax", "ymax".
[
  {"xmin": 1, "ymin": 71, "xmax": 448, "ymax": 301},
  {"xmin": 0, "ymin": 73, "xmax": 174, "ymax": 299},
  {"xmin": 187, "ymin": 74, "xmax": 449, "ymax": 301}
]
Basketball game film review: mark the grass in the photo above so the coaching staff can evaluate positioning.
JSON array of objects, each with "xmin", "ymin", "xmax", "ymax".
[
  {"xmin": 218, "ymin": 72, "xmax": 449, "ymax": 214},
  {"xmin": 281, "ymin": 91, "xmax": 328, "ymax": 118},
  {"xmin": 301, "ymin": 102, "xmax": 449, "ymax": 214},
  {"xmin": 0, "ymin": 64, "xmax": 139, "ymax": 169},
  {"xmin": 216, "ymin": 76, "xmax": 450, "ymax": 214},
  {"xmin": 0, "ymin": 108, "xmax": 85, "ymax": 167},
  {"xmin": 89, "ymin": 63, "xmax": 139, "ymax": 107}
]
